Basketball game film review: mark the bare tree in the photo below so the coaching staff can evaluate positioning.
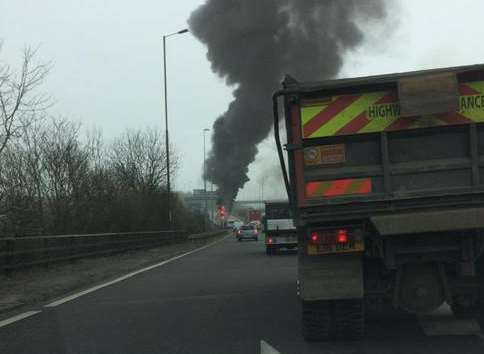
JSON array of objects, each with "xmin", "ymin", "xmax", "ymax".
[
  {"xmin": 110, "ymin": 128, "xmax": 177, "ymax": 192},
  {"xmin": 85, "ymin": 127, "xmax": 106, "ymax": 171},
  {"xmin": 40, "ymin": 118, "xmax": 90, "ymax": 233},
  {"xmin": 0, "ymin": 127, "xmax": 45, "ymax": 235},
  {"xmin": 0, "ymin": 44, "xmax": 49, "ymax": 156},
  {"xmin": 0, "ymin": 44, "xmax": 208, "ymax": 237},
  {"xmin": 0, "ymin": 120, "xmax": 198, "ymax": 237}
]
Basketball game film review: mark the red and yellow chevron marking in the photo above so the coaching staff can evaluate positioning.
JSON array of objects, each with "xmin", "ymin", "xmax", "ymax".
[
  {"xmin": 305, "ymin": 178, "xmax": 372, "ymax": 199},
  {"xmin": 301, "ymin": 81, "xmax": 484, "ymax": 138}
]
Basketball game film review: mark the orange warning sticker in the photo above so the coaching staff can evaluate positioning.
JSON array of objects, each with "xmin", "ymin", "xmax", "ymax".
[{"xmin": 304, "ymin": 144, "xmax": 345, "ymax": 166}]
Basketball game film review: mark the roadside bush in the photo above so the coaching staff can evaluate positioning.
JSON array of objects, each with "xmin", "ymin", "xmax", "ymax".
[{"xmin": 0, "ymin": 120, "xmax": 204, "ymax": 237}]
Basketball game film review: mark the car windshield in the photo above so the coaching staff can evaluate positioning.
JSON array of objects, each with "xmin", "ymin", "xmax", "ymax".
[{"xmin": 240, "ymin": 226, "xmax": 254, "ymax": 230}]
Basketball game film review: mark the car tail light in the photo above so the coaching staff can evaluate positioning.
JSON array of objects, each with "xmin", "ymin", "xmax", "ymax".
[
  {"xmin": 237, "ymin": 230, "xmax": 242, "ymax": 235},
  {"xmin": 337, "ymin": 229, "xmax": 348, "ymax": 243},
  {"xmin": 268, "ymin": 238, "xmax": 273, "ymax": 244},
  {"xmin": 253, "ymin": 229, "xmax": 257, "ymax": 235}
]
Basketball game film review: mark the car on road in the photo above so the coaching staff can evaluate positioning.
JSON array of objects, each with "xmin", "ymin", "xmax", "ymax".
[
  {"xmin": 236, "ymin": 224, "xmax": 259, "ymax": 241},
  {"xmin": 232, "ymin": 221, "xmax": 244, "ymax": 236}
]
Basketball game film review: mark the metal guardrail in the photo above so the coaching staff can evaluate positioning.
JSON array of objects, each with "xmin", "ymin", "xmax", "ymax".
[
  {"xmin": 188, "ymin": 230, "xmax": 227, "ymax": 240},
  {"xmin": 0, "ymin": 229, "xmax": 227, "ymax": 273}
]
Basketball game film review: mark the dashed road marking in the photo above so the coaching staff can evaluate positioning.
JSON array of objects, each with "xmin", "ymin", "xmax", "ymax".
[
  {"xmin": 260, "ymin": 340, "xmax": 281, "ymax": 354},
  {"xmin": 0, "ymin": 311, "xmax": 41, "ymax": 329},
  {"xmin": 45, "ymin": 234, "xmax": 229, "ymax": 308}
]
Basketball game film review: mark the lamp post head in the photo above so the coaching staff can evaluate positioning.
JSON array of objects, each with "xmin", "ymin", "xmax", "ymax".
[{"xmin": 164, "ymin": 29, "xmax": 190, "ymax": 38}]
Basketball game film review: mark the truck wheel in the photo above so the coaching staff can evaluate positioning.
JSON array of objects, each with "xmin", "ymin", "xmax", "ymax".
[
  {"xmin": 301, "ymin": 300, "xmax": 332, "ymax": 341},
  {"xmin": 333, "ymin": 299, "xmax": 365, "ymax": 340}
]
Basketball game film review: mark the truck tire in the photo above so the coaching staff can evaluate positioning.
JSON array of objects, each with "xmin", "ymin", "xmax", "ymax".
[
  {"xmin": 333, "ymin": 299, "xmax": 365, "ymax": 340},
  {"xmin": 301, "ymin": 300, "xmax": 332, "ymax": 341}
]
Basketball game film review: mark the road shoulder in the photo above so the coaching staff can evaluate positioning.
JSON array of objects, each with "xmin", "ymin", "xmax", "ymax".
[{"xmin": 0, "ymin": 232, "xmax": 229, "ymax": 319}]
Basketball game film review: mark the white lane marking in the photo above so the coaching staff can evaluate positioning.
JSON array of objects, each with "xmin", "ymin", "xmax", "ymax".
[
  {"xmin": 0, "ymin": 311, "xmax": 41, "ymax": 329},
  {"xmin": 45, "ymin": 234, "xmax": 229, "ymax": 308},
  {"xmin": 260, "ymin": 340, "xmax": 281, "ymax": 354}
]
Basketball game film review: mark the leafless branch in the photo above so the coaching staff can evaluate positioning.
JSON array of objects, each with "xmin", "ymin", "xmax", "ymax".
[{"xmin": 0, "ymin": 45, "xmax": 51, "ymax": 156}]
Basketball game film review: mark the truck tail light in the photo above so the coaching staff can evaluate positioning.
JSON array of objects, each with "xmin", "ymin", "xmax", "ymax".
[
  {"xmin": 337, "ymin": 229, "xmax": 348, "ymax": 243},
  {"xmin": 268, "ymin": 238, "xmax": 273, "ymax": 244},
  {"xmin": 310, "ymin": 233, "xmax": 320, "ymax": 244},
  {"xmin": 309, "ymin": 229, "xmax": 351, "ymax": 245},
  {"xmin": 307, "ymin": 228, "xmax": 364, "ymax": 255}
]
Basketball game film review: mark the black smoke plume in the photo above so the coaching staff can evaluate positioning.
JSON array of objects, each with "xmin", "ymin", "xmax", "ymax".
[{"xmin": 189, "ymin": 0, "xmax": 387, "ymax": 204}]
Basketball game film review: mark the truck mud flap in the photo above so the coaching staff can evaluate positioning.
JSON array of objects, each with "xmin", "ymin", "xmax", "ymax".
[{"xmin": 299, "ymin": 253, "xmax": 363, "ymax": 301}]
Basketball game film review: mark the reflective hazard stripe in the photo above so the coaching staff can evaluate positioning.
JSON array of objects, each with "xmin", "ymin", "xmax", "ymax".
[
  {"xmin": 305, "ymin": 178, "xmax": 372, "ymax": 198},
  {"xmin": 301, "ymin": 81, "xmax": 484, "ymax": 138},
  {"xmin": 313, "ymin": 93, "xmax": 386, "ymax": 137},
  {"xmin": 303, "ymin": 95, "xmax": 361, "ymax": 137}
]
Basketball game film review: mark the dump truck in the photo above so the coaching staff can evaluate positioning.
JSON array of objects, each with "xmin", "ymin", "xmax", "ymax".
[
  {"xmin": 264, "ymin": 202, "xmax": 298, "ymax": 255},
  {"xmin": 272, "ymin": 64, "xmax": 484, "ymax": 341}
]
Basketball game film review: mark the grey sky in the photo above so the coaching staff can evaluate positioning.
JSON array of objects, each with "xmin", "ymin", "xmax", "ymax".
[{"xmin": 2, "ymin": 0, "xmax": 484, "ymax": 200}]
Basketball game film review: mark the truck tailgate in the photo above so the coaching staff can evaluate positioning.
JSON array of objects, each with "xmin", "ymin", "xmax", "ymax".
[{"xmin": 282, "ymin": 66, "xmax": 484, "ymax": 220}]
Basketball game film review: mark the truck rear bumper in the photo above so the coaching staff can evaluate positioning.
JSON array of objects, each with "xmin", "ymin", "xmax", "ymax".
[
  {"xmin": 371, "ymin": 206, "xmax": 484, "ymax": 235},
  {"xmin": 265, "ymin": 234, "xmax": 297, "ymax": 246},
  {"xmin": 266, "ymin": 239, "xmax": 297, "ymax": 245}
]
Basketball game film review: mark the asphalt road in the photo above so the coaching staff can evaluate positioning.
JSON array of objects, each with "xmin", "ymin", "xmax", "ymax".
[{"xmin": 1, "ymin": 235, "xmax": 484, "ymax": 354}]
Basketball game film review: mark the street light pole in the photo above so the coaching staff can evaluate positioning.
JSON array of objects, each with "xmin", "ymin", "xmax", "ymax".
[
  {"xmin": 210, "ymin": 182, "xmax": 214, "ymax": 222},
  {"xmin": 162, "ymin": 28, "xmax": 189, "ymax": 228},
  {"xmin": 203, "ymin": 128, "xmax": 210, "ymax": 229}
]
